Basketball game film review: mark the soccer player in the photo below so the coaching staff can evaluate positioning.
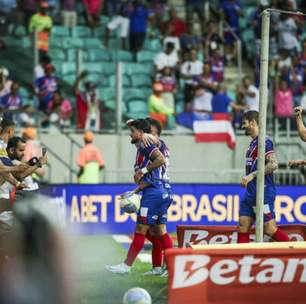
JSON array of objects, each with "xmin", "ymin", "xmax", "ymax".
[
  {"xmin": 238, "ymin": 111, "xmax": 290, "ymax": 243},
  {"xmin": 105, "ymin": 119, "xmax": 173, "ymax": 274}
]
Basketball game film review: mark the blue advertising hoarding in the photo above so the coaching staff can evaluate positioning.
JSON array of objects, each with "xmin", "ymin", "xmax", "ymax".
[{"xmin": 44, "ymin": 184, "xmax": 306, "ymax": 234}]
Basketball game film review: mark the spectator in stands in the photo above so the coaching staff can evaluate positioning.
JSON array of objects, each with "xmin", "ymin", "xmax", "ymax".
[
  {"xmin": 220, "ymin": 0, "xmax": 243, "ymax": 64},
  {"xmin": 29, "ymin": 1, "xmax": 53, "ymax": 56},
  {"xmin": 237, "ymin": 76, "xmax": 259, "ymax": 111},
  {"xmin": 286, "ymin": 55, "xmax": 304, "ymax": 106},
  {"xmin": 212, "ymin": 83, "xmax": 246, "ymax": 113},
  {"xmin": 19, "ymin": 0, "xmax": 37, "ymax": 34},
  {"xmin": 274, "ymin": 79, "xmax": 293, "ymax": 119},
  {"xmin": 192, "ymin": 86, "xmax": 213, "ymax": 114},
  {"xmin": 276, "ymin": 49, "xmax": 292, "ymax": 75},
  {"xmin": 147, "ymin": 0, "xmax": 167, "ymax": 28},
  {"xmin": 47, "ymin": 90, "xmax": 72, "ymax": 129},
  {"xmin": 0, "ymin": 0, "xmax": 17, "ymax": 35},
  {"xmin": 185, "ymin": 0, "xmax": 205, "ymax": 34},
  {"xmin": 0, "ymin": 82, "xmax": 22, "ymax": 118},
  {"xmin": 34, "ymin": 54, "xmax": 51, "ymax": 79},
  {"xmin": 203, "ymin": 20, "xmax": 223, "ymax": 58},
  {"xmin": 210, "ymin": 49, "xmax": 225, "ymax": 82},
  {"xmin": 77, "ymin": 131, "xmax": 105, "ymax": 184},
  {"xmin": 162, "ymin": 8, "xmax": 186, "ymax": 54},
  {"xmin": 195, "ymin": 62, "xmax": 218, "ymax": 92},
  {"xmin": 277, "ymin": 14, "xmax": 298, "ymax": 55},
  {"xmin": 74, "ymin": 71, "xmax": 101, "ymax": 131},
  {"xmin": 148, "ymin": 82, "xmax": 174, "ymax": 128},
  {"xmin": 104, "ymin": 2, "xmax": 131, "ymax": 50},
  {"xmin": 154, "ymin": 42, "xmax": 179, "ymax": 75},
  {"xmin": 180, "ymin": 22, "xmax": 201, "ymax": 53},
  {"xmin": 83, "ymin": 0, "xmax": 102, "ymax": 27},
  {"xmin": 61, "ymin": 0, "xmax": 77, "ymax": 28},
  {"xmin": 0, "ymin": 67, "xmax": 12, "ymax": 97},
  {"xmin": 129, "ymin": 0, "xmax": 148, "ymax": 54},
  {"xmin": 181, "ymin": 49, "xmax": 203, "ymax": 109},
  {"xmin": 34, "ymin": 63, "xmax": 58, "ymax": 112},
  {"xmin": 156, "ymin": 66, "xmax": 177, "ymax": 113}
]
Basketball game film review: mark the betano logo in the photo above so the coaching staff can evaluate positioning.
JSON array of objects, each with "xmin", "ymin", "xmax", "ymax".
[
  {"xmin": 172, "ymin": 255, "xmax": 306, "ymax": 289},
  {"xmin": 183, "ymin": 230, "xmax": 305, "ymax": 246}
]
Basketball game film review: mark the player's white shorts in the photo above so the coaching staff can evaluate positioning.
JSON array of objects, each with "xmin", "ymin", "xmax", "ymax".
[{"xmin": 107, "ymin": 16, "xmax": 130, "ymax": 38}]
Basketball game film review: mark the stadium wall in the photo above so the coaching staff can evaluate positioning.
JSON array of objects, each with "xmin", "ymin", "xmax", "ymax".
[{"xmin": 41, "ymin": 134, "xmax": 250, "ymax": 183}]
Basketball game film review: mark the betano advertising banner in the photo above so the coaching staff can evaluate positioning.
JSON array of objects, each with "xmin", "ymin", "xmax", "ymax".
[{"xmin": 44, "ymin": 184, "xmax": 306, "ymax": 234}]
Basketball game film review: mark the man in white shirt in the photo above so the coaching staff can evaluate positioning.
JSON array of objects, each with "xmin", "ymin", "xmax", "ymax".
[
  {"xmin": 154, "ymin": 42, "xmax": 179, "ymax": 73},
  {"xmin": 241, "ymin": 76, "xmax": 259, "ymax": 111},
  {"xmin": 277, "ymin": 15, "xmax": 298, "ymax": 53},
  {"xmin": 193, "ymin": 87, "xmax": 213, "ymax": 113}
]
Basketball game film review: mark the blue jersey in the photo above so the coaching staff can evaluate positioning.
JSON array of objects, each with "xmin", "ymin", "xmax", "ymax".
[
  {"xmin": 134, "ymin": 140, "xmax": 170, "ymax": 188},
  {"xmin": 245, "ymin": 136, "xmax": 276, "ymax": 197}
]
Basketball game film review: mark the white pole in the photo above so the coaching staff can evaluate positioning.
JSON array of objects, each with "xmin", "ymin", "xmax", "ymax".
[
  {"xmin": 116, "ymin": 62, "xmax": 122, "ymax": 133},
  {"xmin": 255, "ymin": 9, "xmax": 270, "ymax": 242}
]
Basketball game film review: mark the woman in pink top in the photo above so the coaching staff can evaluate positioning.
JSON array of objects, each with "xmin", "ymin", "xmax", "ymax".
[
  {"xmin": 274, "ymin": 80, "xmax": 293, "ymax": 117},
  {"xmin": 83, "ymin": 0, "xmax": 103, "ymax": 26}
]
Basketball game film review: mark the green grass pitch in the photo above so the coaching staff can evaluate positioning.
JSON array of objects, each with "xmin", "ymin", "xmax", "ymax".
[{"xmin": 73, "ymin": 235, "xmax": 168, "ymax": 304}]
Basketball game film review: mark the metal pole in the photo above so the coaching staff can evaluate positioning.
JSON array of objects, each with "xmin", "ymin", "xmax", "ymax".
[
  {"xmin": 116, "ymin": 62, "xmax": 122, "ymax": 133},
  {"xmin": 237, "ymin": 39, "xmax": 242, "ymax": 80},
  {"xmin": 33, "ymin": 28, "xmax": 39, "ymax": 81},
  {"xmin": 255, "ymin": 9, "xmax": 270, "ymax": 242},
  {"xmin": 76, "ymin": 49, "xmax": 82, "ymax": 76}
]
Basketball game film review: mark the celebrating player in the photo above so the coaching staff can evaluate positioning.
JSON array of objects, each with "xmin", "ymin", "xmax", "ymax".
[
  {"xmin": 238, "ymin": 111, "xmax": 290, "ymax": 243},
  {"xmin": 105, "ymin": 119, "xmax": 173, "ymax": 274}
]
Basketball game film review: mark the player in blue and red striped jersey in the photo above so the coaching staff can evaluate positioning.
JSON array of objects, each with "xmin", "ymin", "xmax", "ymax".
[
  {"xmin": 238, "ymin": 111, "xmax": 290, "ymax": 243},
  {"xmin": 105, "ymin": 119, "xmax": 173, "ymax": 274}
]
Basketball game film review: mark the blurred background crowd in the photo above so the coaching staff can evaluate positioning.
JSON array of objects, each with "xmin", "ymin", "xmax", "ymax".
[{"xmin": 0, "ymin": 0, "xmax": 305, "ymax": 132}]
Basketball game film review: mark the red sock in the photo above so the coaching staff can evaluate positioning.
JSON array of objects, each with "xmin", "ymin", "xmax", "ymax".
[
  {"xmin": 237, "ymin": 232, "xmax": 250, "ymax": 243},
  {"xmin": 124, "ymin": 233, "xmax": 146, "ymax": 266},
  {"xmin": 160, "ymin": 233, "xmax": 173, "ymax": 250},
  {"xmin": 146, "ymin": 231, "xmax": 163, "ymax": 267},
  {"xmin": 272, "ymin": 228, "xmax": 290, "ymax": 242}
]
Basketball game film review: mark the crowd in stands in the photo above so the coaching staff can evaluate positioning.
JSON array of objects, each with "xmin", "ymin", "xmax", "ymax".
[{"xmin": 0, "ymin": 0, "xmax": 305, "ymax": 132}]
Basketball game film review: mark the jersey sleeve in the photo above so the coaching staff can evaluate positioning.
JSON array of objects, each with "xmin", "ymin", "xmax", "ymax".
[{"xmin": 265, "ymin": 138, "xmax": 274, "ymax": 157}]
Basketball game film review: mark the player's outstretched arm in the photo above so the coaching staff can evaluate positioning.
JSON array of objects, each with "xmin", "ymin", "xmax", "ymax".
[{"xmin": 294, "ymin": 107, "xmax": 306, "ymax": 142}]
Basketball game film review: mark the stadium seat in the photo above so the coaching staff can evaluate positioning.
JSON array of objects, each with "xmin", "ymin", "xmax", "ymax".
[
  {"xmin": 137, "ymin": 50, "xmax": 157, "ymax": 63},
  {"xmin": 100, "ymin": 88, "xmax": 115, "ymax": 101},
  {"xmin": 82, "ymin": 62, "xmax": 103, "ymax": 74},
  {"xmin": 123, "ymin": 63, "xmax": 154, "ymax": 76},
  {"xmin": 144, "ymin": 39, "xmax": 162, "ymax": 52},
  {"xmin": 49, "ymin": 49, "xmax": 66, "ymax": 61},
  {"xmin": 86, "ymin": 72, "xmax": 102, "ymax": 84},
  {"xmin": 72, "ymin": 26, "xmax": 92, "ymax": 38},
  {"xmin": 100, "ymin": 15, "xmax": 110, "ymax": 25},
  {"xmin": 93, "ymin": 26, "xmax": 105, "ymax": 38},
  {"xmin": 101, "ymin": 62, "xmax": 116, "ymax": 75},
  {"xmin": 83, "ymin": 38, "xmax": 101, "ymax": 49},
  {"xmin": 11, "ymin": 26, "xmax": 27, "ymax": 37},
  {"xmin": 61, "ymin": 62, "xmax": 76, "ymax": 75},
  {"xmin": 19, "ymin": 87, "xmax": 29, "ymax": 98},
  {"xmin": 61, "ymin": 37, "xmax": 83, "ymax": 49},
  {"xmin": 52, "ymin": 26, "xmax": 70, "ymax": 37},
  {"xmin": 63, "ymin": 73, "xmax": 76, "ymax": 85},
  {"xmin": 109, "ymin": 74, "xmax": 130, "ymax": 88},
  {"xmin": 111, "ymin": 50, "xmax": 133, "ymax": 62},
  {"xmin": 228, "ymin": 90, "xmax": 236, "ymax": 102},
  {"xmin": 123, "ymin": 89, "xmax": 148, "ymax": 102},
  {"xmin": 88, "ymin": 49, "xmax": 111, "ymax": 62},
  {"xmin": 127, "ymin": 99, "xmax": 148, "ymax": 113},
  {"xmin": 67, "ymin": 49, "xmax": 86, "ymax": 61},
  {"xmin": 131, "ymin": 74, "xmax": 152, "ymax": 88},
  {"xmin": 242, "ymin": 29, "xmax": 255, "ymax": 42}
]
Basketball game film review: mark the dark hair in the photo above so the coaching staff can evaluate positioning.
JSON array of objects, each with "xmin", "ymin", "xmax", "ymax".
[
  {"xmin": 165, "ymin": 42, "xmax": 175, "ymax": 50},
  {"xmin": 145, "ymin": 117, "xmax": 162, "ymax": 136},
  {"xmin": 129, "ymin": 119, "xmax": 151, "ymax": 133},
  {"xmin": 0, "ymin": 118, "xmax": 15, "ymax": 132},
  {"xmin": 242, "ymin": 111, "xmax": 259, "ymax": 124},
  {"xmin": 7, "ymin": 136, "xmax": 25, "ymax": 150}
]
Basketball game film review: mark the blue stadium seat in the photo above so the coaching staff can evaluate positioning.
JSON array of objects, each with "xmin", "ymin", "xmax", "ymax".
[
  {"xmin": 52, "ymin": 26, "xmax": 70, "ymax": 37},
  {"xmin": 110, "ymin": 75, "xmax": 130, "ymax": 88},
  {"xmin": 19, "ymin": 87, "xmax": 29, "ymax": 98},
  {"xmin": 123, "ymin": 89, "xmax": 148, "ymax": 102},
  {"xmin": 72, "ymin": 26, "xmax": 92, "ymax": 38},
  {"xmin": 123, "ymin": 63, "xmax": 154, "ymax": 76},
  {"xmin": 83, "ymin": 38, "xmax": 101, "ymax": 49},
  {"xmin": 61, "ymin": 62, "xmax": 76, "ymax": 75},
  {"xmin": 86, "ymin": 73, "xmax": 103, "ymax": 84},
  {"xmin": 144, "ymin": 39, "xmax": 162, "ymax": 52},
  {"xmin": 131, "ymin": 74, "xmax": 152, "ymax": 88},
  {"xmin": 127, "ymin": 99, "xmax": 148, "ymax": 113},
  {"xmin": 63, "ymin": 74, "xmax": 76, "ymax": 85},
  {"xmin": 88, "ymin": 49, "xmax": 111, "ymax": 61},
  {"xmin": 112, "ymin": 50, "xmax": 133, "ymax": 62},
  {"xmin": 100, "ymin": 88, "xmax": 116, "ymax": 101},
  {"xmin": 49, "ymin": 49, "xmax": 66, "ymax": 61},
  {"xmin": 101, "ymin": 62, "xmax": 116, "ymax": 75},
  {"xmin": 137, "ymin": 50, "xmax": 156, "ymax": 63}
]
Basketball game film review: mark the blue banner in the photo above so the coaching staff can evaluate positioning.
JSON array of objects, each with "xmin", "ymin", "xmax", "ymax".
[{"xmin": 44, "ymin": 184, "xmax": 306, "ymax": 234}]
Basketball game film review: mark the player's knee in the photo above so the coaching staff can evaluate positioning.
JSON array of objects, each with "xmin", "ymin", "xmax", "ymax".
[{"xmin": 154, "ymin": 224, "xmax": 167, "ymax": 236}]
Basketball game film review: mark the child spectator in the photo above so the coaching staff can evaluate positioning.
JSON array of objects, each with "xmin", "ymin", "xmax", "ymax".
[
  {"xmin": 156, "ymin": 67, "xmax": 177, "ymax": 112},
  {"xmin": 61, "ymin": 0, "xmax": 77, "ymax": 28},
  {"xmin": 148, "ymin": 82, "xmax": 174, "ymax": 128},
  {"xmin": 48, "ymin": 90, "xmax": 72, "ymax": 128},
  {"xmin": 210, "ymin": 49, "xmax": 224, "ymax": 82}
]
